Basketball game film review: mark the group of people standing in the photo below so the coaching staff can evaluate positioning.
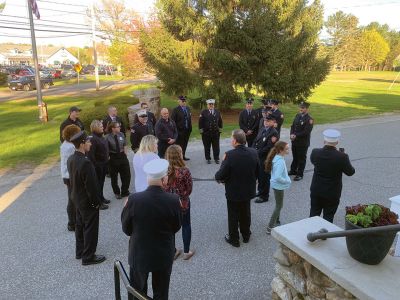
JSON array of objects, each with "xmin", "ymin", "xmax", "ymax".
[{"xmin": 58, "ymin": 95, "xmax": 356, "ymax": 299}]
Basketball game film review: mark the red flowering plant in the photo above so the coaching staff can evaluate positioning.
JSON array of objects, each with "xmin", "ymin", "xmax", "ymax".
[{"xmin": 345, "ymin": 204, "xmax": 399, "ymax": 228}]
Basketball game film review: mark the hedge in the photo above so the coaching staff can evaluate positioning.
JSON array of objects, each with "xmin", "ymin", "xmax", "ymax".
[{"xmin": 80, "ymin": 96, "xmax": 139, "ymax": 132}]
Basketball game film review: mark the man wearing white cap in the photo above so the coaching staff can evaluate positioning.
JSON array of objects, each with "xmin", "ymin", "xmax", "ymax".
[
  {"xmin": 309, "ymin": 129, "xmax": 355, "ymax": 223},
  {"xmin": 130, "ymin": 109, "xmax": 155, "ymax": 152},
  {"xmin": 121, "ymin": 159, "xmax": 181, "ymax": 300},
  {"xmin": 199, "ymin": 99, "xmax": 223, "ymax": 164}
]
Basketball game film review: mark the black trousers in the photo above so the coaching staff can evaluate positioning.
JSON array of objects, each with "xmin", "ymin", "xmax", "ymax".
[
  {"xmin": 227, "ymin": 200, "xmax": 251, "ymax": 242},
  {"xmin": 158, "ymin": 141, "xmax": 171, "ymax": 159},
  {"xmin": 63, "ymin": 178, "xmax": 76, "ymax": 227},
  {"xmin": 109, "ymin": 154, "xmax": 131, "ymax": 196},
  {"xmin": 290, "ymin": 144, "xmax": 309, "ymax": 177},
  {"xmin": 75, "ymin": 208, "xmax": 99, "ymax": 260},
  {"xmin": 257, "ymin": 159, "xmax": 271, "ymax": 200},
  {"xmin": 176, "ymin": 130, "xmax": 191, "ymax": 158},
  {"xmin": 201, "ymin": 132, "xmax": 220, "ymax": 160},
  {"xmin": 309, "ymin": 194, "xmax": 339, "ymax": 223},
  {"xmin": 130, "ymin": 264, "xmax": 173, "ymax": 300},
  {"xmin": 94, "ymin": 161, "xmax": 108, "ymax": 202},
  {"xmin": 246, "ymin": 135, "xmax": 255, "ymax": 147}
]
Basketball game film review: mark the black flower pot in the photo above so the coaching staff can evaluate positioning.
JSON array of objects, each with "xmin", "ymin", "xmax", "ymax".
[{"xmin": 345, "ymin": 220, "xmax": 396, "ymax": 265}]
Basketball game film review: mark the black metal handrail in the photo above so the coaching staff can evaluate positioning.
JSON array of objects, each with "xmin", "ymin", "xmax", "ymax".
[
  {"xmin": 307, "ymin": 224, "xmax": 400, "ymax": 242},
  {"xmin": 114, "ymin": 260, "xmax": 152, "ymax": 300}
]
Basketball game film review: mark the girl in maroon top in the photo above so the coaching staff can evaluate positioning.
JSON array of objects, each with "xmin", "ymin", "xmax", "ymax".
[{"xmin": 165, "ymin": 145, "xmax": 194, "ymax": 260}]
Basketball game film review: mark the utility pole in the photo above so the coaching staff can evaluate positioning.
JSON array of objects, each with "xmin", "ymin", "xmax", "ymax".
[
  {"xmin": 91, "ymin": 2, "xmax": 99, "ymax": 91},
  {"xmin": 27, "ymin": 0, "xmax": 44, "ymax": 122}
]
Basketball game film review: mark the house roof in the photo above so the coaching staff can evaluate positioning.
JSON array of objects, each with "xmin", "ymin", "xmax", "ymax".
[{"xmin": 0, "ymin": 43, "xmax": 60, "ymax": 57}]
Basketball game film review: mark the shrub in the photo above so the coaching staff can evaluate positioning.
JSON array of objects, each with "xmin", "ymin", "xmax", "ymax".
[
  {"xmin": 80, "ymin": 96, "xmax": 139, "ymax": 131},
  {"xmin": 0, "ymin": 72, "xmax": 8, "ymax": 86}
]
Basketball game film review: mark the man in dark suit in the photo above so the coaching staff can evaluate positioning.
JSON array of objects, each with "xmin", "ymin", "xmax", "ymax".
[
  {"xmin": 171, "ymin": 95, "xmax": 192, "ymax": 160},
  {"xmin": 102, "ymin": 106, "xmax": 126, "ymax": 135},
  {"xmin": 310, "ymin": 129, "xmax": 355, "ymax": 223},
  {"xmin": 133, "ymin": 102, "xmax": 157, "ymax": 128},
  {"xmin": 215, "ymin": 129, "xmax": 259, "ymax": 247},
  {"xmin": 289, "ymin": 101, "xmax": 314, "ymax": 181},
  {"xmin": 67, "ymin": 131, "xmax": 106, "ymax": 266},
  {"xmin": 199, "ymin": 99, "xmax": 223, "ymax": 164},
  {"xmin": 252, "ymin": 115, "xmax": 279, "ymax": 203},
  {"xmin": 239, "ymin": 98, "xmax": 259, "ymax": 146},
  {"xmin": 121, "ymin": 159, "xmax": 181, "ymax": 300}
]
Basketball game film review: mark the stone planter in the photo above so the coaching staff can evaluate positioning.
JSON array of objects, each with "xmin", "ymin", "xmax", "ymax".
[{"xmin": 345, "ymin": 219, "xmax": 396, "ymax": 265}]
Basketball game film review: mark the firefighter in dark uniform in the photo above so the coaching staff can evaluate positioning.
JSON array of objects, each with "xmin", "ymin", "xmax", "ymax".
[
  {"xmin": 105, "ymin": 121, "xmax": 131, "ymax": 199},
  {"xmin": 269, "ymin": 99, "xmax": 284, "ymax": 136},
  {"xmin": 67, "ymin": 131, "xmax": 106, "ymax": 266},
  {"xmin": 310, "ymin": 129, "xmax": 355, "ymax": 222},
  {"xmin": 252, "ymin": 115, "xmax": 279, "ymax": 203},
  {"xmin": 130, "ymin": 109, "xmax": 155, "ymax": 152},
  {"xmin": 238, "ymin": 98, "xmax": 259, "ymax": 146},
  {"xmin": 257, "ymin": 98, "xmax": 272, "ymax": 131},
  {"xmin": 60, "ymin": 106, "xmax": 85, "ymax": 143},
  {"xmin": 289, "ymin": 101, "xmax": 314, "ymax": 181},
  {"xmin": 133, "ymin": 102, "xmax": 157, "ymax": 128},
  {"xmin": 199, "ymin": 99, "xmax": 223, "ymax": 164},
  {"xmin": 171, "ymin": 95, "xmax": 192, "ymax": 160},
  {"xmin": 155, "ymin": 108, "xmax": 178, "ymax": 158}
]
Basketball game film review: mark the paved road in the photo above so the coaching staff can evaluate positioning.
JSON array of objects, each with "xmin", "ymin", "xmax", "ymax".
[
  {"xmin": 0, "ymin": 76, "xmax": 157, "ymax": 102},
  {"xmin": 1, "ymin": 114, "xmax": 400, "ymax": 299}
]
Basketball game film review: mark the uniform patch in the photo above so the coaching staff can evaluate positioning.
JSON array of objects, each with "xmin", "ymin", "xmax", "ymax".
[
  {"xmin": 281, "ymin": 114, "xmax": 284, "ymax": 118},
  {"xmin": 309, "ymin": 119, "xmax": 314, "ymax": 124}
]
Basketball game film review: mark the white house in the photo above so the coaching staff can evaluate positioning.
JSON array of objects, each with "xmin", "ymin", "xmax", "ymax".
[
  {"xmin": 0, "ymin": 53, "xmax": 8, "ymax": 65},
  {"xmin": 46, "ymin": 48, "xmax": 78, "ymax": 66}
]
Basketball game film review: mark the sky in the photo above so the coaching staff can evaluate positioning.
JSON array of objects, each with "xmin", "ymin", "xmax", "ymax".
[{"xmin": 0, "ymin": 0, "xmax": 399, "ymax": 47}]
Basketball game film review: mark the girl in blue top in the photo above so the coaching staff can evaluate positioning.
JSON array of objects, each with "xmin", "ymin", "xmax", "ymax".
[{"xmin": 265, "ymin": 141, "xmax": 291, "ymax": 234}]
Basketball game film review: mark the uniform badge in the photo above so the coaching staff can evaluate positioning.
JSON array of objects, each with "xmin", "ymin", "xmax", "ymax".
[
  {"xmin": 263, "ymin": 137, "xmax": 266, "ymax": 142},
  {"xmin": 301, "ymin": 121, "xmax": 304, "ymax": 125},
  {"xmin": 281, "ymin": 114, "xmax": 284, "ymax": 118},
  {"xmin": 119, "ymin": 136, "xmax": 123, "ymax": 141}
]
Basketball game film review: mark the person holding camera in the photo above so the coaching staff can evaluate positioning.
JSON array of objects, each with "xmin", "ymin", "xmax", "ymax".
[{"xmin": 309, "ymin": 129, "xmax": 355, "ymax": 223}]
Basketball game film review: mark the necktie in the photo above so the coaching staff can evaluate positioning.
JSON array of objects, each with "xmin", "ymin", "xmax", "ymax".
[
  {"xmin": 248, "ymin": 110, "xmax": 250, "ymax": 116},
  {"xmin": 183, "ymin": 107, "xmax": 188, "ymax": 129},
  {"xmin": 114, "ymin": 134, "xmax": 120, "ymax": 153}
]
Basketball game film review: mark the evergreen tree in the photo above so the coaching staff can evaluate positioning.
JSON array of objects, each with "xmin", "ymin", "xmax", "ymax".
[{"xmin": 140, "ymin": 0, "xmax": 330, "ymax": 107}]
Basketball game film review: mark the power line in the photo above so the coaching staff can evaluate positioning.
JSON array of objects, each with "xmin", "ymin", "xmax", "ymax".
[
  {"xmin": 36, "ymin": 0, "xmax": 87, "ymax": 8},
  {"xmin": 0, "ymin": 32, "xmax": 90, "ymax": 39},
  {"xmin": 0, "ymin": 24, "xmax": 92, "ymax": 34},
  {"xmin": 0, "ymin": 14, "xmax": 90, "ymax": 28},
  {"xmin": 327, "ymin": 0, "xmax": 400, "ymax": 10},
  {"xmin": 0, "ymin": 19, "xmax": 91, "ymax": 31},
  {"xmin": 5, "ymin": 3, "xmax": 88, "ymax": 16}
]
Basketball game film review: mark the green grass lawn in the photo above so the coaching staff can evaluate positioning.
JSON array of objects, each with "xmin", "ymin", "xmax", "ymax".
[
  {"xmin": 0, "ymin": 71, "xmax": 399, "ymax": 169},
  {"xmin": 53, "ymin": 74, "xmax": 125, "ymax": 86}
]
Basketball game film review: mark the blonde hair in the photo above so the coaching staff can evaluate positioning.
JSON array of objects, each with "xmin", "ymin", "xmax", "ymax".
[
  {"xmin": 165, "ymin": 145, "xmax": 185, "ymax": 185},
  {"xmin": 90, "ymin": 120, "xmax": 103, "ymax": 133},
  {"xmin": 137, "ymin": 135, "xmax": 158, "ymax": 154}
]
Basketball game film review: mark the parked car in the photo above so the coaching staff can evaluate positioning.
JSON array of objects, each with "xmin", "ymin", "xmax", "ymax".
[
  {"xmin": 8, "ymin": 75, "xmax": 54, "ymax": 91},
  {"xmin": 82, "ymin": 64, "xmax": 95, "ymax": 75},
  {"xmin": 98, "ymin": 66, "xmax": 112, "ymax": 75},
  {"xmin": 61, "ymin": 69, "xmax": 77, "ymax": 78}
]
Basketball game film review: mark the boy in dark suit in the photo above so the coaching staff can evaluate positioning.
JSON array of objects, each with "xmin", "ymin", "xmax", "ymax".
[
  {"xmin": 121, "ymin": 159, "xmax": 181, "ymax": 300},
  {"xmin": 310, "ymin": 129, "xmax": 355, "ymax": 222}
]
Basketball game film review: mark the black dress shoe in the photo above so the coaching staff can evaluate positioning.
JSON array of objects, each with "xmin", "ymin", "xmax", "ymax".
[
  {"xmin": 183, "ymin": 157, "xmax": 190, "ymax": 161},
  {"xmin": 99, "ymin": 203, "xmax": 109, "ymax": 210},
  {"xmin": 243, "ymin": 236, "xmax": 250, "ymax": 243},
  {"xmin": 224, "ymin": 234, "xmax": 240, "ymax": 247},
  {"xmin": 254, "ymin": 197, "xmax": 268, "ymax": 203},
  {"xmin": 207, "ymin": 160, "xmax": 211, "ymax": 164},
  {"xmin": 76, "ymin": 254, "xmax": 82, "ymax": 260},
  {"xmin": 215, "ymin": 159, "xmax": 220, "ymax": 164},
  {"xmin": 293, "ymin": 175, "xmax": 303, "ymax": 181},
  {"xmin": 288, "ymin": 171, "xmax": 297, "ymax": 176},
  {"xmin": 67, "ymin": 224, "xmax": 75, "ymax": 232},
  {"xmin": 103, "ymin": 199, "xmax": 111, "ymax": 204},
  {"xmin": 82, "ymin": 254, "xmax": 106, "ymax": 266}
]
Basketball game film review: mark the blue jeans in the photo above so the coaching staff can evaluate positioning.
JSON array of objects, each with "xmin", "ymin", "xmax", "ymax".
[{"xmin": 181, "ymin": 205, "xmax": 191, "ymax": 253}]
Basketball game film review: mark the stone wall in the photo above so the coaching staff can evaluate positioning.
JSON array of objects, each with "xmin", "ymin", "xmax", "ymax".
[
  {"xmin": 271, "ymin": 243, "xmax": 357, "ymax": 300},
  {"xmin": 128, "ymin": 88, "xmax": 161, "ymax": 127}
]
